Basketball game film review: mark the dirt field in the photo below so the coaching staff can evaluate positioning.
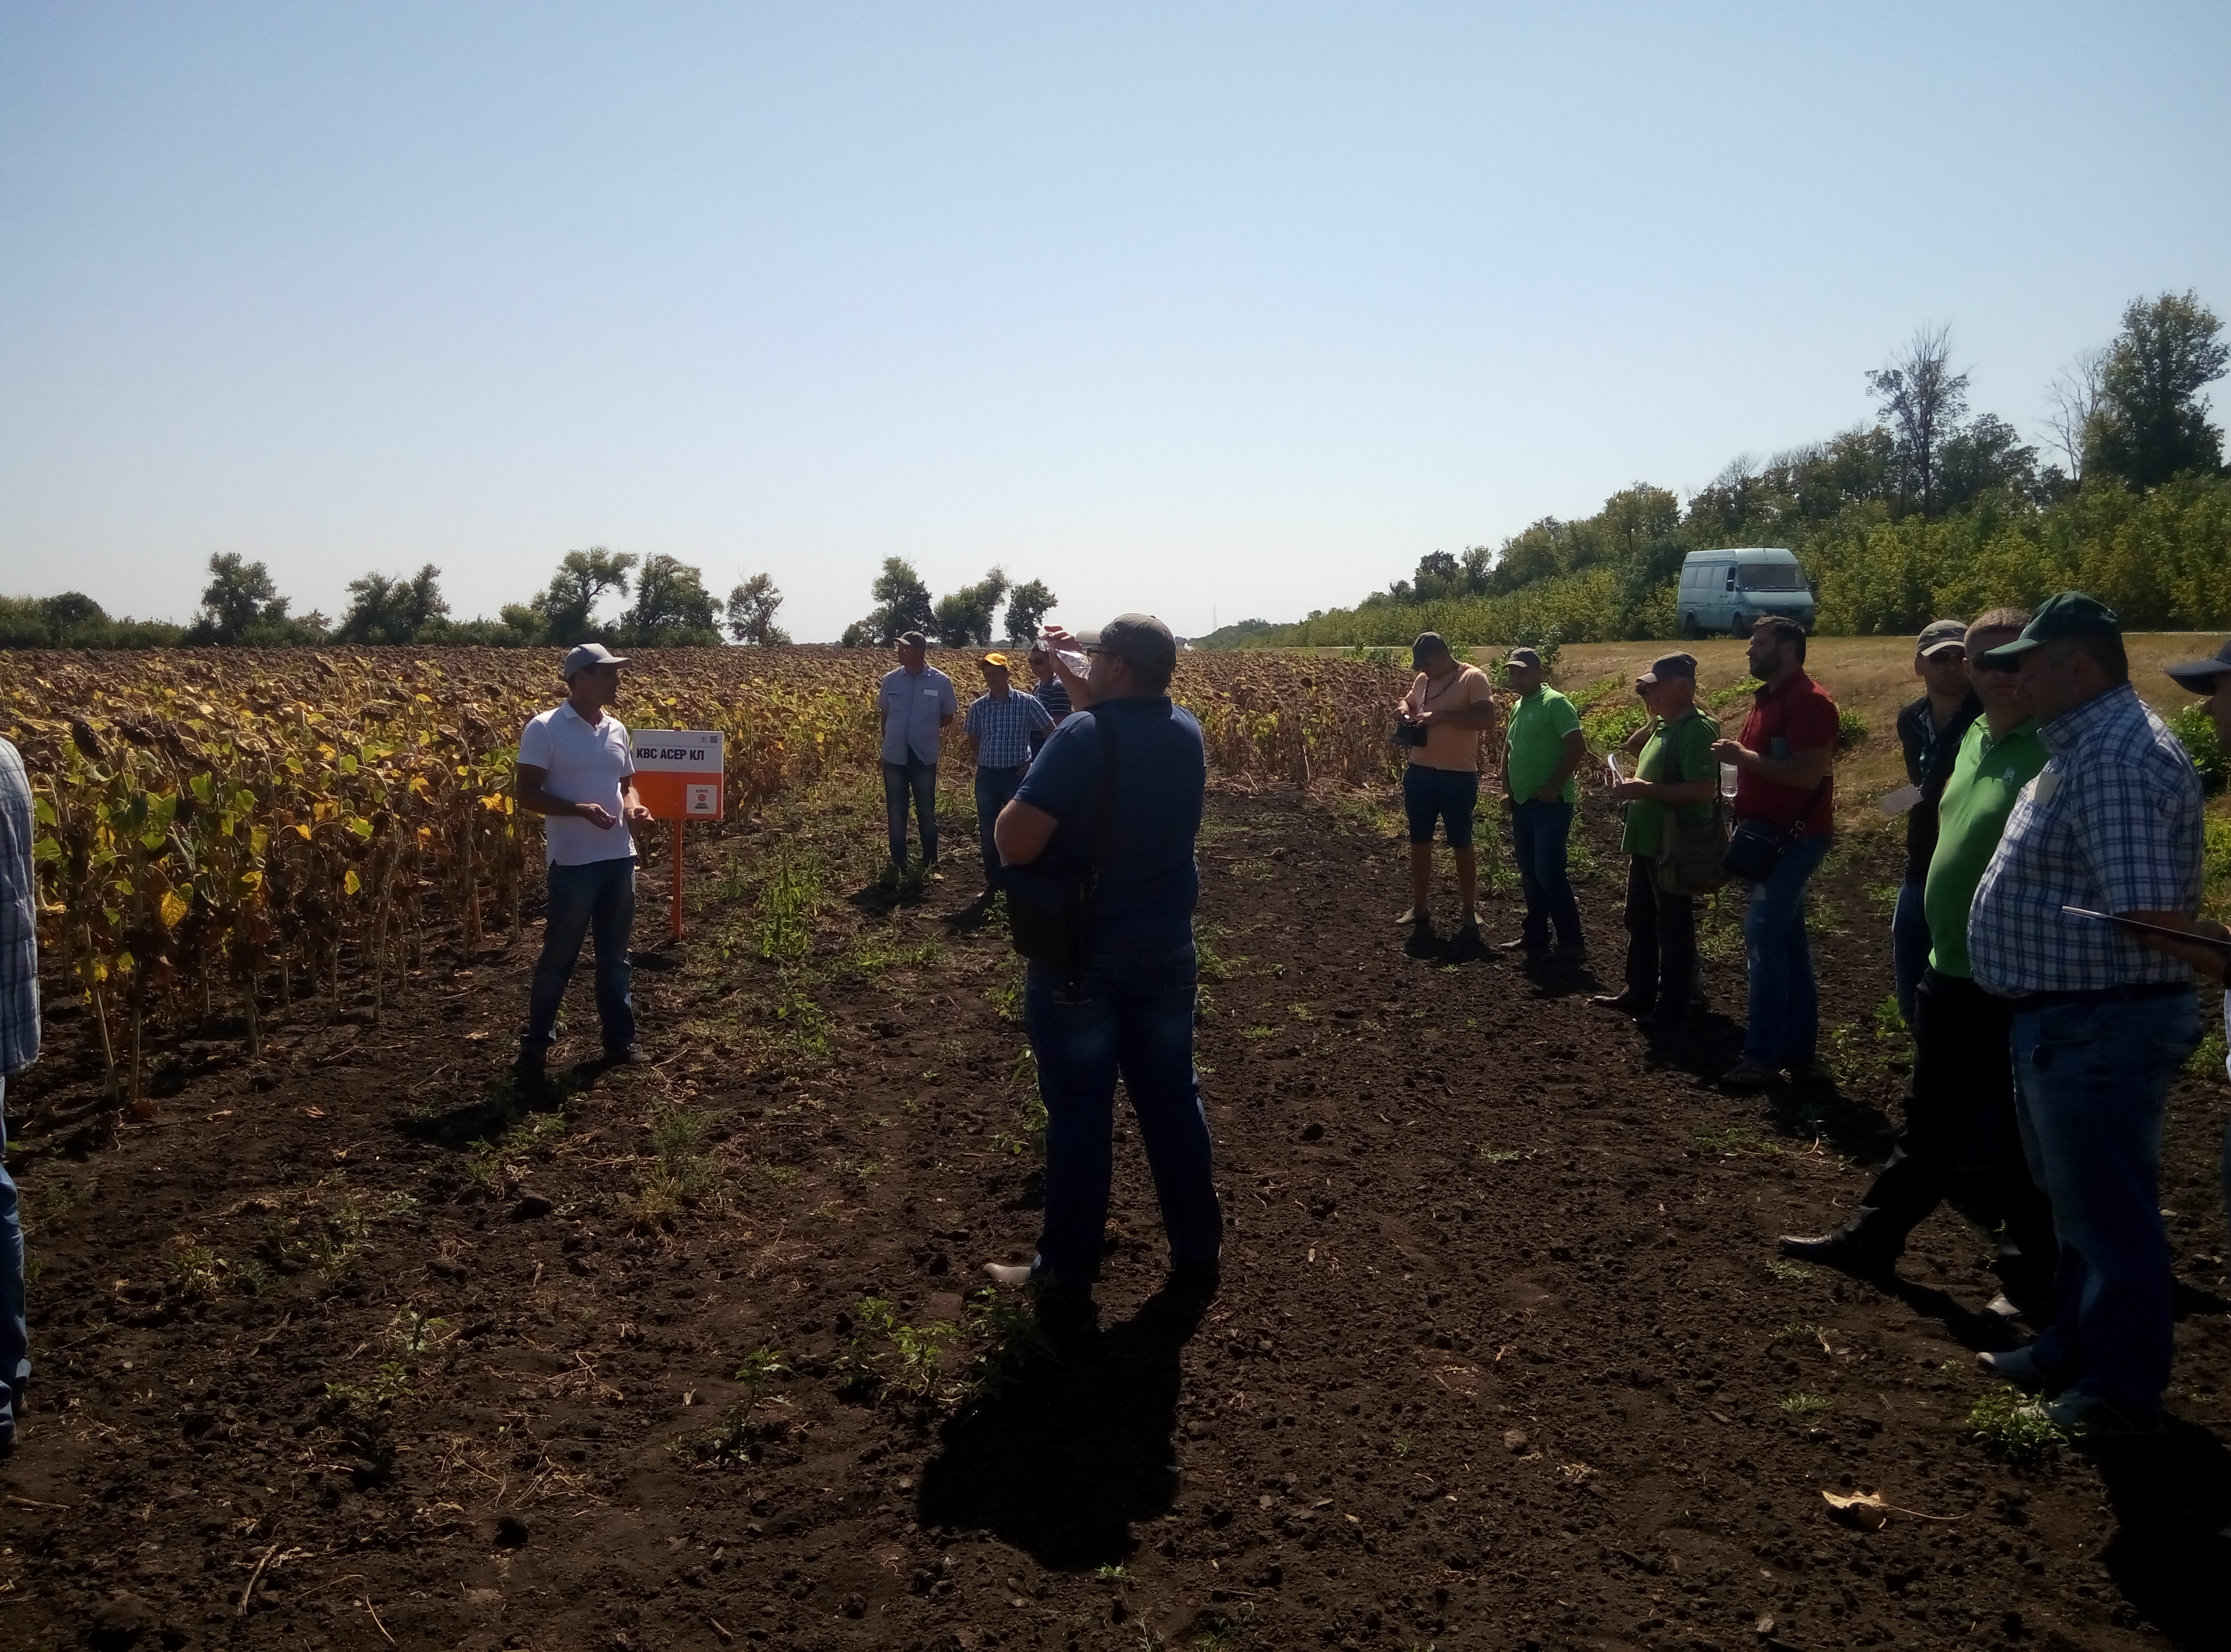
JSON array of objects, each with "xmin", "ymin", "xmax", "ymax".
[{"xmin": 4, "ymin": 759, "xmax": 2229, "ymax": 1652}]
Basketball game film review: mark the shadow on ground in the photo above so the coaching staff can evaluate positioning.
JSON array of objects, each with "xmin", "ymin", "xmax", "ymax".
[
  {"xmin": 915, "ymin": 1288, "xmax": 1208, "ymax": 1570},
  {"xmin": 2094, "ymin": 1420, "xmax": 2231, "ymax": 1647}
]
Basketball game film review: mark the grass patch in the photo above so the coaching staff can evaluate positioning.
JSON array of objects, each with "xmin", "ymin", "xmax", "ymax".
[
  {"xmin": 1778, "ymin": 1392, "xmax": 1831, "ymax": 1417},
  {"xmin": 1766, "ymin": 1259, "xmax": 1814, "ymax": 1283},
  {"xmin": 1968, "ymin": 1386, "xmax": 2064, "ymax": 1456}
]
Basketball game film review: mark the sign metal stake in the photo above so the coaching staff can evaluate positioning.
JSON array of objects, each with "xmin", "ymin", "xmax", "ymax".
[{"xmin": 629, "ymin": 729, "xmax": 726, "ymax": 946}]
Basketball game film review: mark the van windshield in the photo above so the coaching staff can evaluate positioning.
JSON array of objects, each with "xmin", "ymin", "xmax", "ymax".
[{"xmin": 1738, "ymin": 563, "xmax": 1806, "ymax": 591}]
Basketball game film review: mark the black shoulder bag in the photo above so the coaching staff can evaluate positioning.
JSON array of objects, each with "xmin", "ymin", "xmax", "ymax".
[
  {"xmin": 1722, "ymin": 776, "xmax": 1830, "ymax": 883},
  {"xmin": 1001, "ymin": 714, "xmax": 1118, "ymax": 984}
]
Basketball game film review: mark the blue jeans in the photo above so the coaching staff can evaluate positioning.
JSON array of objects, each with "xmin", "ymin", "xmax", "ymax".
[
  {"xmin": 1509, "ymin": 799, "xmax": 1582, "ymax": 949},
  {"xmin": 973, "ymin": 764, "xmax": 1026, "ymax": 890},
  {"xmin": 0, "ymin": 1077, "xmax": 22, "ymax": 1436},
  {"xmin": 1891, "ymin": 878, "xmax": 1931, "ymax": 1024},
  {"xmin": 2012, "ymin": 990, "xmax": 2200, "ymax": 1416},
  {"xmin": 883, "ymin": 758, "xmax": 939, "ymax": 866},
  {"xmin": 1023, "ymin": 941, "xmax": 1222, "ymax": 1291},
  {"xmin": 523, "ymin": 856, "xmax": 637, "ymax": 1056},
  {"xmin": 1740, "ymin": 831, "xmax": 1830, "ymax": 1067}
]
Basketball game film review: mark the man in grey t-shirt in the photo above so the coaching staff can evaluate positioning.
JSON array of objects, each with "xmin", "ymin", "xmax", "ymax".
[{"xmin": 877, "ymin": 631, "xmax": 957, "ymax": 872}]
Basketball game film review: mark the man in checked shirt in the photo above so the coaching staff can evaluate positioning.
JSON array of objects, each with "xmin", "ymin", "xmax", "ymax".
[
  {"xmin": 1966, "ymin": 592, "xmax": 2205, "ymax": 1437},
  {"xmin": 963, "ymin": 651, "xmax": 1053, "ymax": 910}
]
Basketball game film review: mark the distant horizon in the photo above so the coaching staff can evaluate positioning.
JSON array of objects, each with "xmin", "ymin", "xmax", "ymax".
[{"xmin": 4, "ymin": 3, "xmax": 2225, "ymax": 641}]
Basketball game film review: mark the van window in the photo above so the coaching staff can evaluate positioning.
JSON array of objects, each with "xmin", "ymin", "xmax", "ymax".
[
  {"xmin": 1738, "ymin": 563, "xmax": 1805, "ymax": 591},
  {"xmin": 1724, "ymin": 567, "xmax": 1737, "ymax": 593}
]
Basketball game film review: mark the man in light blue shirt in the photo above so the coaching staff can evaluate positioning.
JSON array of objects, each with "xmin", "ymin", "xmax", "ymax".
[
  {"xmin": 877, "ymin": 630, "xmax": 958, "ymax": 872},
  {"xmin": 0, "ymin": 736, "xmax": 39, "ymax": 1450}
]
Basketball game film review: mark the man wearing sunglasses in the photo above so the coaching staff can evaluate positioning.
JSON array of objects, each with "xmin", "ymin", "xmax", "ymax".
[
  {"xmin": 1888, "ymin": 620, "xmax": 1982, "ymax": 1024},
  {"xmin": 1781, "ymin": 608, "xmax": 2053, "ymax": 1316}
]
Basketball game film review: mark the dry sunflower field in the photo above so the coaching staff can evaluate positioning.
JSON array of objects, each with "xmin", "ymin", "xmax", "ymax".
[{"xmin": 0, "ymin": 646, "xmax": 1412, "ymax": 1101}]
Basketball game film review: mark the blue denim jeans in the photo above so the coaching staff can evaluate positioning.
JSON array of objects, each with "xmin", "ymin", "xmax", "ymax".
[
  {"xmin": 1510, "ymin": 799, "xmax": 1582, "ymax": 949},
  {"xmin": 1891, "ymin": 878, "xmax": 1931, "ymax": 1024},
  {"xmin": 523, "ymin": 856, "xmax": 637, "ymax": 1056},
  {"xmin": 1023, "ymin": 941, "xmax": 1222, "ymax": 1291},
  {"xmin": 973, "ymin": 764, "xmax": 1026, "ymax": 890},
  {"xmin": 1740, "ymin": 831, "xmax": 1830, "ymax": 1067},
  {"xmin": 883, "ymin": 758, "xmax": 939, "ymax": 866},
  {"xmin": 2012, "ymin": 990, "xmax": 2200, "ymax": 1416},
  {"xmin": 0, "ymin": 1076, "xmax": 22, "ymax": 1436}
]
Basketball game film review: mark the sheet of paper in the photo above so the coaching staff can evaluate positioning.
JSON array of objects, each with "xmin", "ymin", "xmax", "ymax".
[{"xmin": 1876, "ymin": 782, "xmax": 1923, "ymax": 816}]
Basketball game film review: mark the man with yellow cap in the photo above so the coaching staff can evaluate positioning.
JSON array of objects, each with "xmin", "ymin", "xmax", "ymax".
[{"xmin": 964, "ymin": 652, "xmax": 1053, "ymax": 905}]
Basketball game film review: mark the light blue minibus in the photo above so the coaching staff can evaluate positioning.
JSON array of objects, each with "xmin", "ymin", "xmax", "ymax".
[{"xmin": 1675, "ymin": 548, "xmax": 1816, "ymax": 639}]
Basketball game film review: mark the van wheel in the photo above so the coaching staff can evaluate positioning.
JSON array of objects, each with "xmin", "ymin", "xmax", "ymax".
[
  {"xmin": 1730, "ymin": 613, "xmax": 1749, "ymax": 638},
  {"xmin": 1680, "ymin": 613, "xmax": 1697, "ymax": 640}
]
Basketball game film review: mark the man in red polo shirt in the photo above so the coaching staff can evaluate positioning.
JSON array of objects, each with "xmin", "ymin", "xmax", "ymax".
[{"xmin": 1711, "ymin": 616, "xmax": 1840, "ymax": 1089}]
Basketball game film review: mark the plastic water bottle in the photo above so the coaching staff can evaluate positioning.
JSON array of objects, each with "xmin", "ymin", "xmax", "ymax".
[{"xmin": 1720, "ymin": 763, "xmax": 1739, "ymax": 798}]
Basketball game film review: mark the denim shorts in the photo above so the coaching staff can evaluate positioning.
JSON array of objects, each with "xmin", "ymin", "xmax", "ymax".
[{"xmin": 1403, "ymin": 764, "xmax": 1479, "ymax": 848}]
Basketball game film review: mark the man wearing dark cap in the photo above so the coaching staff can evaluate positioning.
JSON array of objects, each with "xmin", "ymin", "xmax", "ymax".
[
  {"xmin": 1781, "ymin": 608, "xmax": 2055, "ymax": 1315},
  {"xmin": 1598, "ymin": 653, "xmax": 1717, "ymax": 1024},
  {"xmin": 2142, "ymin": 638, "xmax": 2231, "ymax": 1286},
  {"xmin": 1966, "ymin": 593, "xmax": 2205, "ymax": 1435},
  {"xmin": 1500, "ymin": 647, "xmax": 1587, "ymax": 958},
  {"xmin": 986, "ymin": 614, "xmax": 1221, "ymax": 1340},
  {"xmin": 1888, "ymin": 620, "xmax": 1983, "ymax": 1023},
  {"xmin": 1395, "ymin": 633, "xmax": 1497, "ymax": 939},
  {"xmin": 962, "ymin": 651, "xmax": 1053, "ymax": 907},
  {"xmin": 877, "ymin": 630, "xmax": 957, "ymax": 875}
]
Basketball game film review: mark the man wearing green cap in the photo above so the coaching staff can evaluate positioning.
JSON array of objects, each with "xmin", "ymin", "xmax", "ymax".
[{"xmin": 1966, "ymin": 592, "xmax": 2205, "ymax": 1435}]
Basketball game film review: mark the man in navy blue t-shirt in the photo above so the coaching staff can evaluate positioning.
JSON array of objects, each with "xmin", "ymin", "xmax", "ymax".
[{"xmin": 986, "ymin": 614, "xmax": 1222, "ymax": 1339}]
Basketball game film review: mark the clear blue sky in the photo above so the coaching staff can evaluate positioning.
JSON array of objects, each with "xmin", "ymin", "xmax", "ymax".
[{"xmin": 3, "ymin": 3, "xmax": 2225, "ymax": 641}]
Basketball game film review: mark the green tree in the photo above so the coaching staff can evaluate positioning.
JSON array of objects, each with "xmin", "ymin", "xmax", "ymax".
[
  {"xmin": 186, "ymin": 553, "xmax": 323, "ymax": 645},
  {"xmin": 2086, "ymin": 291, "xmax": 2228, "ymax": 487},
  {"xmin": 337, "ymin": 563, "xmax": 450, "ymax": 644},
  {"xmin": 724, "ymin": 573, "xmax": 790, "ymax": 645},
  {"xmin": 854, "ymin": 557, "xmax": 936, "ymax": 645},
  {"xmin": 1002, "ymin": 577, "xmax": 1056, "ymax": 642},
  {"xmin": 533, "ymin": 548, "xmax": 638, "ymax": 642},
  {"xmin": 931, "ymin": 568, "xmax": 1010, "ymax": 647},
  {"xmin": 619, "ymin": 555, "xmax": 722, "ymax": 646}
]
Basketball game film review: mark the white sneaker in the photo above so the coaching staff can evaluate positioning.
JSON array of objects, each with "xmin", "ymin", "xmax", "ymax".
[{"xmin": 983, "ymin": 1262, "xmax": 1032, "ymax": 1287}]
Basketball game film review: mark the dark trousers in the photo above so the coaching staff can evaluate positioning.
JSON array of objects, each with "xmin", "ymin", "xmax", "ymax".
[
  {"xmin": 1024, "ymin": 941, "xmax": 1222, "ymax": 1291},
  {"xmin": 523, "ymin": 855, "xmax": 637, "ymax": 1056},
  {"xmin": 1620, "ymin": 854, "xmax": 1698, "ymax": 1011},
  {"xmin": 1510, "ymin": 799, "xmax": 1582, "ymax": 949},
  {"xmin": 1839, "ymin": 968, "xmax": 2055, "ymax": 1294},
  {"xmin": 882, "ymin": 757, "xmax": 938, "ymax": 865},
  {"xmin": 973, "ymin": 764, "xmax": 1025, "ymax": 890}
]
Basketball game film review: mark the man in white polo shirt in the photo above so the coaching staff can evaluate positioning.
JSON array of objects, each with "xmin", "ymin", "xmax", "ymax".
[{"xmin": 515, "ymin": 643, "xmax": 655, "ymax": 1073}]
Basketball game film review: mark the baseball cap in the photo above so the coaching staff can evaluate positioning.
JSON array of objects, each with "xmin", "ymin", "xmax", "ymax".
[
  {"xmin": 980, "ymin": 651, "xmax": 1011, "ymax": 668},
  {"xmin": 561, "ymin": 642, "xmax": 630, "ymax": 679},
  {"xmin": 2163, "ymin": 638, "xmax": 2231, "ymax": 693},
  {"xmin": 1979, "ymin": 591, "xmax": 2120, "ymax": 662},
  {"xmin": 1915, "ymin": 619, "xmax": 1968, "ymax": 658},
  {"xmin": 1073, "ymin": 613, "xmax": 1177, "ymax": 679},
  {"xmin": 1637, "ymin": 652, "xmax": 1697, "ymax": 685},
  {"xmin": 1411, "ymin": 632, "xmax": 1451, "ymax": 667},
  {"xmin": 897, "ymin": 630, "xmax": 928, "ymax": 649},
  {"xmin": 1507, "ymin": 647, "xmax": 1543, "ymax": 670}
]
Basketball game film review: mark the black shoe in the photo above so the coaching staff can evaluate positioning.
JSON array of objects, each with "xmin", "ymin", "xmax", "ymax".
[
  {"xmin": 1638, "ymin": 1003, "xmax": 1689, "ymax": 1029},
  {"xmin": 603, "ymin": 1044, "xmax": 650, "ymax": 1066},
  {"xmin": 514, "ymin": 1048, "xmax": 548, "ymax": 1078},
  {"xmin": 1777, "ymin": 1232, "xmax": 1898, "ymax": 1282},
  {"xmin": 1031, "ymin": 1286, "xmax": 1099, "ymax": 1349},
  {"xmin": 1590, "ymin": 992, "xmax": 1649, "ymax": 1014}
]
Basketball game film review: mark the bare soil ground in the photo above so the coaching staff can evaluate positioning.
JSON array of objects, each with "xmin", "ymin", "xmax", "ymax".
[{"xmin": 4, "ymin": 766, "xmax": 2229, "ymax": 1652}]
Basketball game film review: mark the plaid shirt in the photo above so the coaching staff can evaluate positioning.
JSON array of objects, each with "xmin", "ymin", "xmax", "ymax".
[
  {"xmin": 965, "ymin": 689, "xmax": 1053, "ymax": 769},
  {"xmin": 1969, "ymin": 682, "xmax": 2202, "ymax": 997},
  {"xmin": 0, "ymin": 739, "xmax": 40, "ymax": 1077}
]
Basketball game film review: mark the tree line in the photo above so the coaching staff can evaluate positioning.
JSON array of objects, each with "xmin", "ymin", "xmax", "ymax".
[
  {"xmin": 836, "ymin": 559, "xmax": 1056, "ymax": 648},
  {"xmin": 1218, "ymin": 290, "xmax": 2229, "ymax": 648},
  {"xmin": 0, "ymin": 548, "xmax": 791, "ymax": 651}
]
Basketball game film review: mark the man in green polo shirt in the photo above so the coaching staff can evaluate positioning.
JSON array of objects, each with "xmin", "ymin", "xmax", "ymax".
[
  {"xmin": 1780, "ymin": 607, "xmax": 2055, "ymax": 1312},
  {"xmin": 1499, "ymin": 647, "xmax": 1587, "ymax": 957},
  {"xmin": 1594, "ymin": 653, "xmax": 1718, "ymax": 1024}
]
